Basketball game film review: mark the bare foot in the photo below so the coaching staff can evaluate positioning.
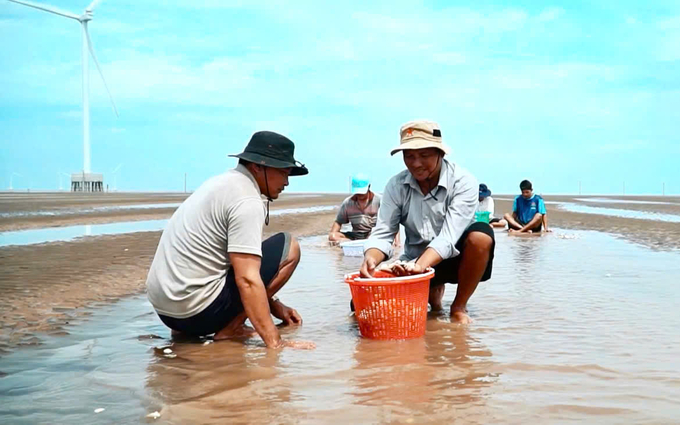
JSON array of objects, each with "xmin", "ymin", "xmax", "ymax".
[
  {"xmin": 214, "ymin": 324, "xmax": 257, "ymax": 341},
  {"xmin": 451, "ymin": 308, "xmax": 472, "ymax": 324}
]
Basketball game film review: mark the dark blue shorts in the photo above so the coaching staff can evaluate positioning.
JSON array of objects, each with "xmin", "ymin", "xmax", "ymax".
[
  {"xmin": 430, "ymin": 221, "xmax": 495, "ymax": 286},
  {"xmin": 158, "ymin": 232, "xmax": 292, "ymax": 337}
]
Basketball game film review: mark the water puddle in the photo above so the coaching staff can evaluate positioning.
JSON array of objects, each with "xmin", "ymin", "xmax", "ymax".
[
  {"xmin": 573, "ymin": 198, "xmax": 679, "ymax": 206},
  {"xmin": 0, "ymin": 203, "xmax": 182, "ymax": 218},
  {"xmin": 0, "ymin": 205, "xmax": 338, "ymax": 247},
  {"xmin": 1, "ymin": 230, "xmax": 679, "ymax": 423},
  {"xmin": 558, "ymin": 203, "xmax": 680, "ymax": 223},
  {"xmin": 0, "ymin": 220, "xmax": 168, "ymax": 247}
]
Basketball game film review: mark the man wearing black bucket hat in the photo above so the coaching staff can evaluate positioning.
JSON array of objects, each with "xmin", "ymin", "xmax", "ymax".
[{"xmin": 146, "ymin": 131, "xmax": 314, "ymax": 350}]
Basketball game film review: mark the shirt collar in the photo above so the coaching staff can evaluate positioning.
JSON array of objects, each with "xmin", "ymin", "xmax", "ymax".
[
  {"xmin": 404, "ymin": 158, "xmax": 452, "ymax": 194},
  {"xmin": 234, "ymin": 163, "xmax": 262, "ymax": 196}
]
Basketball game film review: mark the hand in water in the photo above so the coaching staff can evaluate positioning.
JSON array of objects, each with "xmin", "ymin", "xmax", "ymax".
[
  {"xmin": 275, "ymin": 340, "xmax": 316, "ymax": 350},
  {"xmin": 272, "ymin": 302, "xmax": 302, "ymax": 326}
]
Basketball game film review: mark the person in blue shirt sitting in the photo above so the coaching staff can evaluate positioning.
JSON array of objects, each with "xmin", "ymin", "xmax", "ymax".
[{"xmin": 503, "ymin": 180, "xmax": 551, "ymax": 233}]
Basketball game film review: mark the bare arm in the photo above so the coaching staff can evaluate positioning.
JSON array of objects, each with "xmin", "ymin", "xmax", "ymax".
[
  {"xmin": 328, "ymin": 221, "xmax": 350, "ymax": 243},
  {"xmin": 415, "ymin": 247, "xmax": 444, "ymax": 269},
  {"xmin": 229, "ymin": 252, "xmax": 281, "ymax": 348},
  {"xmin": 393, "ymin": 230, "xmax": 401, "ymax": 247},
  {"xmin": 542, "ymin": 214, "xmax": 550, "ymax": 231}
]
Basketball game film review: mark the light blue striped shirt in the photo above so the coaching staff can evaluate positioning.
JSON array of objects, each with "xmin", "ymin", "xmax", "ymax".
[{"xmin": 364, "ymin": 159, "xmax": 478, "ymax": 261}]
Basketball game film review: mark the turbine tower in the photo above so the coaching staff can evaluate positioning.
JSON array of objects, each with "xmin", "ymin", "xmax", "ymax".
[{"xmin": 7, "ymin": 0, "xmax": 118, "ymax": 192}]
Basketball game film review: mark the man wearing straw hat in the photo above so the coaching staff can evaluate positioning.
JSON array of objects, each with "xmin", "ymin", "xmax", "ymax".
[
  {"xmin": 361, "ymin": 120, "xmax": 495, "ymax": 324},
  {"xmin": 146, "ymin": 131, "xmax": 314, "ymax": 349}
]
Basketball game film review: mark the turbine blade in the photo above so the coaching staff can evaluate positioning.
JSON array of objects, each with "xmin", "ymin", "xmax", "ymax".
[
  {"xmin": 112, "ymin": 163, "xmax": 123, "ymax": 173},
  {"xmin": 85, "ymin": 0, "xmax": 103, "ymax": 12},
  {"xmin": 85, "ymin": 24, "xmax": 119, "ymax": 117},
  {"xmin": 6, "ymin": 0, "xmax": 80, "ymax": 20}
]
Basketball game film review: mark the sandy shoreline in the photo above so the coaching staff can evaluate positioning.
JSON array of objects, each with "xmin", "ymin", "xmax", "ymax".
[
  {"xmin": 0, "ymin": 192, "xmax": 347, "ymax": 231},
  {"xmin": 1, "ymin": 192, "xmax": 679, "ymax": 355}
]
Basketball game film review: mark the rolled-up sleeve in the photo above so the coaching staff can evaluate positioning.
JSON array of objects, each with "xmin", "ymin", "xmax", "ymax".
[
  {"xmin": 364, "ymin": 178, "xmax": 401, "ymax": 257},
  {"xmin": 427, "ymin": 173, "xmax": 478, "ymax": 259}
]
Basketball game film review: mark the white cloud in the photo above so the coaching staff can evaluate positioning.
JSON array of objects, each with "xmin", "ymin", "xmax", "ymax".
[
  {"xmin": 658, "ymin": 15, "xmax": 680, "ymax": 30},
  {"xmin": 61, "ymin": 110, "xmax": 81, "ymax": 119},
  {"xmin": 537, "ymin": 7, "xmax": 565, "ymax": 22}
]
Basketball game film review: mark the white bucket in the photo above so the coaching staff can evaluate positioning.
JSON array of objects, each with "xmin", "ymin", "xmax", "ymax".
[{"xmin": 339, "ymin": 240, "xmax": 365, "ymax": 257}]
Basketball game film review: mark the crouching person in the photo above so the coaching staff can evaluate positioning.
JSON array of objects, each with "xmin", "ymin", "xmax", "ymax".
[{"xmin": 146, "ymin": 131, "xmax": 314, "ymax": 349}]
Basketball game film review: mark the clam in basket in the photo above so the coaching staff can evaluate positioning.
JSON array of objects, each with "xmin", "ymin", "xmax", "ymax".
[{"xmin": 344, "ymin": 268, "xmax": 434, "ymax": 340}]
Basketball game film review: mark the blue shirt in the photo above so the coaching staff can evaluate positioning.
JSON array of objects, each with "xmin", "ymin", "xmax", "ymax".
[{"xmin": 513, "ymin": 194, "xmax": 546, "ymax": 225}]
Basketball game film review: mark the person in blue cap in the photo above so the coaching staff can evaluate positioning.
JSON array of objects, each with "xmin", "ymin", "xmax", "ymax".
[
  {"xmin": 329, "ymin": 173, "xmax": 384, "ymax": 244},
  {"xmin": 478, "ymin": 183, "xmax": 507, "ymax": 228}
]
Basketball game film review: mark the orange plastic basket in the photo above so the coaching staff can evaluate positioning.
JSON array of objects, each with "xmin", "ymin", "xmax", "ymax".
[{"xmin": 345, "ymin": 269, "xmax": 434, "ymax": 340}]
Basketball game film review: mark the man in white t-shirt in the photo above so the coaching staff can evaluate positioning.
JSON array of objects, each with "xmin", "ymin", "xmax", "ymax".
[
  {"xmin": 478, "ymin": 183, "xmax": 507, "ymax": 228},
  {"xmin": 146, "ymin": 131, "xmax": 314, "ymax": 350}
]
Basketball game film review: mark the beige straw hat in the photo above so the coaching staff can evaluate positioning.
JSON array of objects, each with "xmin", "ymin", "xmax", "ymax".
[{"xmin": 390, "ymin": 120, "xmax": 451, "ymax": 156}]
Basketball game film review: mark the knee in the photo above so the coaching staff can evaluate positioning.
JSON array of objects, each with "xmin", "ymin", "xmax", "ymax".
[
  {"xmin": 464, "ymin": 232, "xmax": 493, "ymax": 253},
  {"xmin": 503, "ymin": 212, "xmax": 512, "ymax": 220}
]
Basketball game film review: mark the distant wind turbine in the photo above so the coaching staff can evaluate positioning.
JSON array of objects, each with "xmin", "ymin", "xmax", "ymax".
[
  {"xmin": 9, "ymin": 172, "xmax": 23, "ymax": 190},
  {"xmin": 111, "ymin": 163, "xmax": 123, "ymax": 191},
  {"xmin": 6, "ymin": 0, "xmax": 118, "ymax": 175}
]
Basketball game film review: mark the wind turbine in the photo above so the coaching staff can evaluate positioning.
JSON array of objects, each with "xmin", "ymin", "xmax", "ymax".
[
  {"xmin": 111, "ymin": 163, "xmax": 123, "ymax": 191},
  {"xmin": 6, "ymin": 0, "xmax": 118, "ymax": 177},
  {"xmin": 9, "ymin": 172, "xmax": 23, "ymax": 190}
]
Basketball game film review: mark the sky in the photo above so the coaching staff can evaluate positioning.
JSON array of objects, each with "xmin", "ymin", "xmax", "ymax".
[{"xmin": 1, "ymin": 0, "xmax": 679, "ymax": 195}]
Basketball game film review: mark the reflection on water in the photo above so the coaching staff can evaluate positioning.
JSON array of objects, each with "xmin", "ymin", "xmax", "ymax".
[
  {"xmin": 0, "ymin": 219, "xmax": 169, "ymax": 247},
  {"xmin": 558, "ymin": 203, "xmax": 680, "ymax": 223},
  {"xmin": 1, "ymin": 231, "xmax": 680, "ymax": 423}
]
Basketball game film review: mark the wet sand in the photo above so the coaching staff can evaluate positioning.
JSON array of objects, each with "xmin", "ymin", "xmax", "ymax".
[
  {"xmin": 0, "ymin": 192, "xmax": 346, "ymax": 231},
  {"xmin": 0, "ymin": 193, "xmax": 345, "ymax": 355},
  {"xmin": 495, "ymin": 195, "xmax": 680, "ymax": 251},
  {"xmin": 1, "ymin": 232, "xmax": 679, "ymax": 424},
  {"xmin": 1, "ymin": 193, "xmax": 679, "ymax": 355}
]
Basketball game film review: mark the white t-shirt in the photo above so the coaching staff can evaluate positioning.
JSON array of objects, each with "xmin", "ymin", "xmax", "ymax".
[
  {"xmin": 477, "ymin": 196, "xmax": 495, "ymax": 216},
  {"xmin": 146, "ymin": 164, "xmax": 266, "ymax": 318}
]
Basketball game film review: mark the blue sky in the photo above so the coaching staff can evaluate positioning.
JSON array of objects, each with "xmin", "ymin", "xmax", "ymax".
[{"xmin": 1, "ymin": 0, "xmax": 679, "ymax": 195}]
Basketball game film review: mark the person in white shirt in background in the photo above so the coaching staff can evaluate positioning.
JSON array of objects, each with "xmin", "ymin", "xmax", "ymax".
[{"xmin": 478, "ymin": 183, "xmax": 507, "ymax": 228}]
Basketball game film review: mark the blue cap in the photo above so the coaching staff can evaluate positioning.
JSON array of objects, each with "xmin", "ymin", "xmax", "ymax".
[{"xmin": 351, "ymin": 173, "xmax": 371, "ymax": 195}]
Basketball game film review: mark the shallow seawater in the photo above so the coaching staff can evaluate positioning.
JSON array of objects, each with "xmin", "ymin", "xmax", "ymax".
[
  {"xmin": 0, "ymin": 206, "xmax": 337, "ymax": 247},
  {"xmin": 1, "ymin": 230, "xmax": 679, "ymax": 424},
  {"xmin": 557, "ymin": 203, "xmax": 680, "ymax": 223}
]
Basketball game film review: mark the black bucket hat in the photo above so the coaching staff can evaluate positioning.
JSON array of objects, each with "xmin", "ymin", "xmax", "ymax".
[{"xmin": 229, "ymin": 131, "xmax": 308, "ymax": 176}]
